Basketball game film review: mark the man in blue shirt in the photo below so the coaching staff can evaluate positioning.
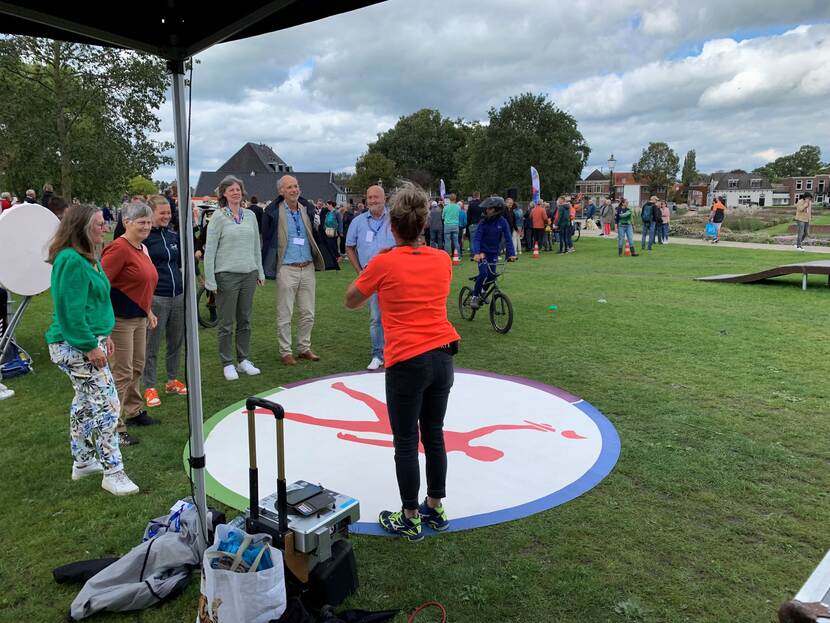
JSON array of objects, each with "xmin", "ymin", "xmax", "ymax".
[{"xmin": 345, "ymin": 185, "xmax": 396, "ymax": 370}]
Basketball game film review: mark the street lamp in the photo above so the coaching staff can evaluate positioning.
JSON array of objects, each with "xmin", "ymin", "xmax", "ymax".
[{"xmin": 607, "ymin": 154, "xmax": 617, "ymax": 200}]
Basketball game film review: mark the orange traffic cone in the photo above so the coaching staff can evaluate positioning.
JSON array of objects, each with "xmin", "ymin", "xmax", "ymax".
[
  {"xmin": 623, "ymin": 239, "xmax": 631, "ymax": 256},
  {"xmin": 452, "ymin": 248, "xmax": 460, "ymax": 266},
  {"xmin": 532, "ymin": 242, "xmax": 540, "ymax": 259}
]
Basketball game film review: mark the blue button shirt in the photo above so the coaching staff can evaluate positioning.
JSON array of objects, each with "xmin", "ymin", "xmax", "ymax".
[
  {"xmin": 345, "ymin": 209, "xmax": 396, "ymax": 268},
  {"xmin": 282, "ymin": 205, "xmax": 313, "ymax": 264}
]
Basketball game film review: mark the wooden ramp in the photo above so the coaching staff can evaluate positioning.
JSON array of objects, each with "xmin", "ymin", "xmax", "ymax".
[{"xmin": 697, "ymin": 260, "xmax": 830, "ymax": 290}]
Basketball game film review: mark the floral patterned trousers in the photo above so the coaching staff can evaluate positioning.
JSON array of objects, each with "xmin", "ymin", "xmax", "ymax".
[{"xmin": 49, "ymin": 338, "xmax": 123, "ymax": 474}]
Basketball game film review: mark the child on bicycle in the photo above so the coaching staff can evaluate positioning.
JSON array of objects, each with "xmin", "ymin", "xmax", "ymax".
[{"xmin": 470, "ymin": 197, "xmax": 517, "ymax": 309}]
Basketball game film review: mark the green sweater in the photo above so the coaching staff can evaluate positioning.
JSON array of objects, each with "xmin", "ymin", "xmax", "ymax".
[
  {"xmin": 442, "ymin": 202, "xmax": 460, "ymax": 227},
  {"xmin": 46, "ymin": 248, "xmax": 115, "ymax": 352},
  {"xmin": 203, "ymin": 208, "xmax": 265, "ymax": 291}
]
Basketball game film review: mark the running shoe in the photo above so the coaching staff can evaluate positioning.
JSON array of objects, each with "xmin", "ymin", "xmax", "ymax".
[
  {"xmin": 418, "ymin": 499, "xmax": 450, "ymax": 531},
  {"xmin": 378, "ymin": 509, "xmax": 423, "ymax": 541}
]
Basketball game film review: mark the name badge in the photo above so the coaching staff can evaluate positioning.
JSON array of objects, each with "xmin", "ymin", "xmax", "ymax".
[
  {"xmin": 365, "ymin": 231, "xmax": 374, "ymax": 242},
  {"xmin": 293, "ymin": 237, "xmax": 305, "ymax": 246}
]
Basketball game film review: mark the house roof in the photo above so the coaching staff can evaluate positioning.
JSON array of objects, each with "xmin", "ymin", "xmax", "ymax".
[
  {"xmin": 614, "ymin": 172, "xmax": 638, "ymax": 185},
  {"xmin": 195, "ymin": 171, "xmax": 343, "ymax": 204},
  {"xmin": 584, "ymin": 169, "xmax": 609, "ymax": 181},
  {"xmin": 218, "ymin": 142, "xmax": 289, "ymax": 174},
  {"xmin": 709, "ymin": 172, "xmax": 772, "ymax": 190}
]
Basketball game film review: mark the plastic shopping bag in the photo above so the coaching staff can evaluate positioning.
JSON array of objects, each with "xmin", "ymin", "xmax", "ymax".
[
  {"xmin": 198, "ymin": 524, "xmax": 286, "ymax": 623},
  {"xmin": 705, "ymin": 222, "xmax": 717, "ymax": 237}
]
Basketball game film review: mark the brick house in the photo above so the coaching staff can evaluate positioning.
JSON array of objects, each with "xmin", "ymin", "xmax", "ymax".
[{"xmin": 781, "ymin": 173, "xmax": 830, "ymax": 205}]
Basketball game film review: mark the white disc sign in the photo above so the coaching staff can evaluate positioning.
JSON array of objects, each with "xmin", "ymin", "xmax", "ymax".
[{"xmin": 0, "ymin": 204, "xmax": 59, "ymax": 295}]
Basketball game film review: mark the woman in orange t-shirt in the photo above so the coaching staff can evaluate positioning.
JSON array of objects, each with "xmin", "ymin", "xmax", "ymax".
[{"xmin": 346, "ymin": 182, "xmax": 460, "ymax": 541}]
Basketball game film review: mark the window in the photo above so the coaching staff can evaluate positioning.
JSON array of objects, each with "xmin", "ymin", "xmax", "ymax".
[
  {"xmin": 796, "ymin": 180, "xmax": 803, "ymax": 190},
  {"xmin": 806, "ymin": 180, "xmax": 813, "ymax": 190},
  {"xmin": 750, "ymin": 179, "xmax": 761, "ymax": 188},
  {"xmin": 738, "ymin": 195, "xmax": 751, "ymax": 205},
  {"xmin": 728, "ymin": 179, "xmax": 739, "ymax": 189},
  {"xmin": 819, "ymin": 180, "xmax": 826, "ymax": 193}
]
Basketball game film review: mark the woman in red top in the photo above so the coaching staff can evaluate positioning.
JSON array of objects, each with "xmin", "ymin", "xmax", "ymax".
[
  {"xmin": 102, "ymin": 202, "xmax": 159, "ymax": 445},
  {"xmin": 346, "ymin": 182, "xmax": 460, "ymax": 542}
]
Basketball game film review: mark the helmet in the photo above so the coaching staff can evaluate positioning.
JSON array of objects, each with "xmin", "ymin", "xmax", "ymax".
[{"xmin": 479, "ymin": 196, "xmax": 505, "ymax": 214}]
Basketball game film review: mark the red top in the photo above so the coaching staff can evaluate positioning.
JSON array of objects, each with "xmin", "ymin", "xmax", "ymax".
[
  {"xmin": 355, "ymin": 245, "xmax": 460, "ymax": 367},
  {"xmin": 530, "ymin": 205, "xmax": 547, "ymax": 228},
  {"xmin": 101, "ymin": 237, "xmax": 158, "ymax": 316}
]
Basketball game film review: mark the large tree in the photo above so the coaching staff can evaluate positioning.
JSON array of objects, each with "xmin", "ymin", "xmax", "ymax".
[
  {"xmin": 351, "ymin": 151, "xmax": 397, "ymax": 193},
  {"xmin": 0, "ymin": 36, "xmax": 171, "ymax": 202},
  {"xmin": 753, "ymin": 145, "xmax": 825, "ymax": 182},
  {"xmin": 633, "ymin": 142, "xmax": 679, "ymax": 193},
  {"xmin": 457, "ymin": 93, "xmax": 589, "ymax": 200},
  {"xmin": 368, "ymin": 109, "xmax": 469, "ymax": 193},
  {"xmin": 680, "ymin": 149, "xmax": 699, "ymax": 186}
]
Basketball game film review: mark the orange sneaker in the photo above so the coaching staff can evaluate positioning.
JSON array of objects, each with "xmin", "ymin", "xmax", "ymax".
[
  {"xmin": 165, "ymin": 379, "xmax": 188, "ymax": 396},
  {"xmin": 144, "ymin": 387, "xmax": 161, "ymax": 407}
]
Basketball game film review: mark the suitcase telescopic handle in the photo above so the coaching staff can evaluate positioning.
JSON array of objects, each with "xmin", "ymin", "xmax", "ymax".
[{"xmin": 245, "ymin": 397, "xmax": 288, "ymax": 536}]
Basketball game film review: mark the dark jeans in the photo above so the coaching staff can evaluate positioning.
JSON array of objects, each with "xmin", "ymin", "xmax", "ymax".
[
  {"xmin": 385, "ymin": 348, "xmax": 454, "ymax": 510},
  {"xmin": 558, "ymin": 224, "xmax": 572, "ymax": 252},
  {"xmin": 532, "ymin": 228, "xmax": 545, "ymax": 250},
  {"xmin": 473, "ymin": 256, "xmax": 498, "ymax": 297}
]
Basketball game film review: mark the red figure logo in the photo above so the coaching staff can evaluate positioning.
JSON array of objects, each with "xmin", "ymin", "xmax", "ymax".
[{"xmin": 253, "ymin": 381, "xmax": 586, "ymax": 462}]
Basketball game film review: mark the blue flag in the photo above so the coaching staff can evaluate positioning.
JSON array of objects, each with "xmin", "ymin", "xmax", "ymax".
[{"xmin": 530, "ymin": 166, "xmax": 540, "ymax": 202}]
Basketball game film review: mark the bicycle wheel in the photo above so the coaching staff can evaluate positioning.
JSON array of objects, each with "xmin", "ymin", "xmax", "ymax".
[
  {"xmin": 458, "ymin": 286, "xmax": 477, "ymax": 321},
  {"xmin": 489, "ymin": 292, "xmax": 513, "ymax": 334},
  {"xmin": 197, "ymin": 286, "xmax": 218, "ymax": 328},
  {"xmin": 573, "ymin": 223, "xmax": 581, "ymax": 242}
]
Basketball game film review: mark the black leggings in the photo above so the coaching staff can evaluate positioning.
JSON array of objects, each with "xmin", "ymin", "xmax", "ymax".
[{"xmin": 385, "ymin": 349, "xmax": 454, "ymax": 510}]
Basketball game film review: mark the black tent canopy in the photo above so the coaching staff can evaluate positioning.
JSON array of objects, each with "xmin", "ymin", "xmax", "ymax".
[{"xmin": 0, "ymin": 0, "xmax": 384, "ymax": 537}]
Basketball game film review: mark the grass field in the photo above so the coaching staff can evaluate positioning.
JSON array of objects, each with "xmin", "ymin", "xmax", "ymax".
[{"xmin": 1, "ymin": 237, "xmax": 828, "ymax": 623}]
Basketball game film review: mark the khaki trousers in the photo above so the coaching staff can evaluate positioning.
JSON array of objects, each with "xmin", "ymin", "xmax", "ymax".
[
  {"xmin": 277, "ymin": 263, "xmax": 316, "ymax": 356},
  {"xmin": 111, "ymin": 316, "xmax": 147, "ymax": 431}
]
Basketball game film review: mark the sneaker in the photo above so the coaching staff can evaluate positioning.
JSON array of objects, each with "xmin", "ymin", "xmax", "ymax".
[
  {"xmin": 418, "ymin": 499, "xmax": 450, "ymax": 531},
  {"xmin": 237, "ymin": 359, "xmax": 261, "ymax": 376},
  {"xmin": 470, "ymin": 296, "xmax": 481, "ymax": 310},
  {"xmin": 164, "ymin": 379, "xmax": 188, "ymax": 395},
  {"xmin": 367, "ymin": 357, "xmax": 384, "ymax": 371},
  {"xmin": 378, "ymin": 509, "xmax": 423, "ymax": 541},
  {"xmin": 144, "ymin": 387, "xmax": 161, "ymax": 407},
  {"xmin": 223, "ymin": 364, "xmax": 239, "ymax": 381},
  {"xmin": 0, "ymin": 384, "xmax": 13, "ymax": 400},
  {"xmin": 72, "ymin": 461, "xmax": 104, "ymax": 481},
  {"xmin": 128, "ymin": 410, "xmax": 160, "ymax": 426},
  {"xmin": 101, "ymin": 470, "xmax": 139, "ymax": 496},
  {"xmin": 118, "ymin": 431, "xmax": 140, "ymax": 446}
]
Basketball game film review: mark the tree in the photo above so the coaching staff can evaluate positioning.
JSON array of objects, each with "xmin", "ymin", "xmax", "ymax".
[
  {"xmin": 680, "ymin": 149, "xmax": 698, "ymax": 186},
  {"xmin": 351, "ymin": 151, "xmax": 397, "ymax": 193},
  {"xmin": 0, "ymin": 36, "xmax": 171, "ymax": 202},
  {"xmin": 753, "ymin": 145, "xmax": 825, "ymax": 182},
  {"xmin": 457, "ymin": 93, "xmax": 589, "ymax": 200},
  {"xmin": 633, "ymin": 142, "xmax": 679, "ymax": 193},
  {"xmin": 127, "ymin": 175, "xmax": 158, "ymax": 197},
  {"xmin": 368, "ymin": 109, "xmax": 469, "ymax": 192}
]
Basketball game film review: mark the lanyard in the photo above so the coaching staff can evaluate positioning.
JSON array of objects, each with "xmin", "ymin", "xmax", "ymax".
[
  {"xmin": 368, "ymin": 213, "xmax": 385, "ymax": 235},
  {"xmin": 289, "ymin": 208, "xmax": 302, "ymax": 237}
]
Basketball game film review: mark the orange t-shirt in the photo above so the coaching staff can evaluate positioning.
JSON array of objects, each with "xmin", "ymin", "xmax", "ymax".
[
  {"xmin": 355, "ymin": 245, "xmax": 460, "ymax": 367},
  {"xmin": 531, "ymin": 206, "xmax": 547, "ymax": 228}
]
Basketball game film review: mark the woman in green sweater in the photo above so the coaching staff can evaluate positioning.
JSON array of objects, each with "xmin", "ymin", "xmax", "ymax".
[
  {"xmin": 46, "ymin": 205, "xmax": 139, "ymax": 496},
  {"xmin": 203, "ymin": 175, "xmax": 265, "ymax": 380}
]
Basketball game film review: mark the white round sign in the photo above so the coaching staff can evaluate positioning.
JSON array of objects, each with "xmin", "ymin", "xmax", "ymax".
[
  {"xmin": 0, "ymin": 204, "xmax": 59, "ymax": 295},
  {"xmin": 194, "ymin": 369, "xmax": 620, "ymax": 536}
]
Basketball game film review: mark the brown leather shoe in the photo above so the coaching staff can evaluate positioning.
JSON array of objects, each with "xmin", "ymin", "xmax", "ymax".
[
  {"xmin": 281, "ymin": 354, "xmax": 296, "ymax": 366},
  {"xmin": 298, "ymin": 351, "xmax": 320, "ymax": 362}
]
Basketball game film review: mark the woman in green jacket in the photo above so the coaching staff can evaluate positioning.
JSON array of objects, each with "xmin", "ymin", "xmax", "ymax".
[{"xmin": 46, "ymin": 205, "xmax": 139, "ymax": 496}]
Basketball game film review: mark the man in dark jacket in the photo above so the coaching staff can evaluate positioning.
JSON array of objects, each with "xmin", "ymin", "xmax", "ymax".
[
  {"xmin": 555, "ymin": 197, "xmax": 572, "ymax": 253},
  {"xmin": 470, "ymin": 197, "xmax": 516, "ymax": 309},
  {"xmin": 641, "ymin": 196, "xmax": 658, "ymax": 251}
]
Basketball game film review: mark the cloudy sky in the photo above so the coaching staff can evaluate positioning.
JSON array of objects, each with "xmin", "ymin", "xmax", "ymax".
[{"xmin": 153, "ymin": 0, "xmax": 830, "ymax": 188}]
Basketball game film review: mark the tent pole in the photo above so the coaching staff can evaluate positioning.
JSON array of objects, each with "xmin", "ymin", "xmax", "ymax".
[{"xmin": 169, "ymin": 59, "xmax": 209, "ymax": 540}]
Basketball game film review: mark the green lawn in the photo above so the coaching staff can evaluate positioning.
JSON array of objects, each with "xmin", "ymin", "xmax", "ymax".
[{"xmin": 1, "ymin": 238, "xmax": 828, "ymax": 623}]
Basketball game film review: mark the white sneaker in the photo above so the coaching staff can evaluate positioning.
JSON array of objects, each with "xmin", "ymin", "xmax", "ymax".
[
  {"xmin": 101, "ymin": 470, "xmax": 139, "ymax": 496},
  {"xmin": 0, "ymin": 384, "xmax": 13, "ymax": 400},
  {"xmin": 72, "ymin": 461, "xmax": 104, "ymax": 481},
  {"xmin": 367, "ymin": 357, "xmax": 384, "ymax": 371},
  {"xmin": 223, "ymin": 364, "xmax": 239, "ymax": 381},
  {"xmin": 237, "ymin": 359, "xmax": 261, "ymax": 376}
]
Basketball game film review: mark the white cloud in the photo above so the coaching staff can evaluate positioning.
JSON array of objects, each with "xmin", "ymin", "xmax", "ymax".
[{"xmin": 641, "ymin": 6, "xmax": 680, "ymax": 35}]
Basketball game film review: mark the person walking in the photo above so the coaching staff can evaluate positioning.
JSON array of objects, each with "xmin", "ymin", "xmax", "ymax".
[
  {"xmin": 203, "ymin": 175, "xmax": 265, "ymax": 380},
  {"xmin": 345, "ymin": 182, "xmax": 460, "ymax": 542},
  {"xmin": 101, "ymin": 201, "xmax": 160, "ymax": 446},
  {"xmin": 794, "ymin": 192, "xmax": 813, "ymax": 250},
  {"xmin": 616, "ymin": 198, "xmax": 638, "ymax": 256},
  {"xmin": 141, "ymin": 195, "xmax": 187, "ymax": 409},
  {"xmin": 641, "ymin": 196, "xmax": 658, "ymax": 251},
  {"xmin": 46, "ymin": 205, "xmax": 140, "ymax": 495},
  {"xmin": 709, "ymin": 196, "xmax": 726, "ymax": 244},
  {"xmin": 345, "ymin": 185, "xmax": 396, "ymax": 371}
]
